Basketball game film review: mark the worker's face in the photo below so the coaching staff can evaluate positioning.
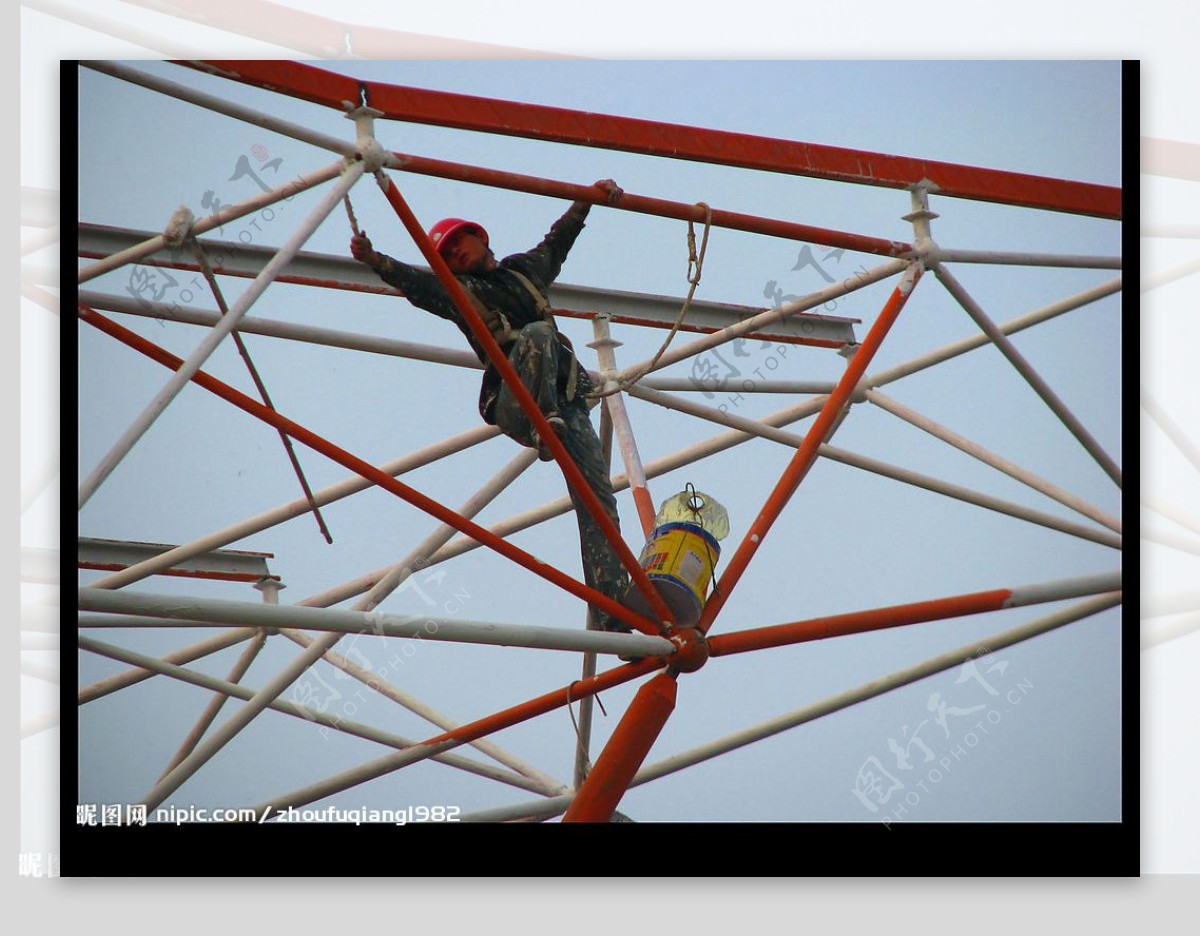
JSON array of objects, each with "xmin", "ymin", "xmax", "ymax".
[{"xmin": 441, "ymin": 230, "xmax": 495, "ymax": 275}]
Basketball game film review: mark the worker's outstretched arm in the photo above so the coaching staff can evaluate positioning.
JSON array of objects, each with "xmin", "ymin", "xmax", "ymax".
[
  {"xmin": 507, "ymin": 179, "xmax": 623, "ymax": 289},
  {"xmin": 350, "ymin": 231, "xmax": 462, "ymax": 322}
]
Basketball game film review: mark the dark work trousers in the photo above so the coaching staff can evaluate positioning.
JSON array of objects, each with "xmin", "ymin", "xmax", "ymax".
[{"xmin": 492, "ymin": 322, "xmax": 631, "ymax": 631}]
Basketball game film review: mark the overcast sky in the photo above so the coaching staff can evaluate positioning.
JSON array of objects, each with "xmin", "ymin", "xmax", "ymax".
[{"xmin": 74, "ymin": 59, "xmax": 1124, "ymax": 832}]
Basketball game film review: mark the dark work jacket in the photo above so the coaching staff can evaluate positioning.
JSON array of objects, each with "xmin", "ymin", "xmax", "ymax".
[{"xmin": 371, "ymin": 202, "xmax": 593, "ymax": 424}]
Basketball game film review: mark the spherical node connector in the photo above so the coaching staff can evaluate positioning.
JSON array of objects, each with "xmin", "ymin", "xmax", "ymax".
[
  {"xmin": 668, "ymin": 626, "xmax": 710, "ymax": 673},
  {"xmin": 345, "ymin": 105, "xmax": 388, "ymax": 173},
  {"xmin": 354, "ymin": 136, "xmax": 389, "ymax": 175}
]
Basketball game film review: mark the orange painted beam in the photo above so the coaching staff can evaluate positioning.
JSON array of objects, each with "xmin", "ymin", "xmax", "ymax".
[
  {"xmin": 696, "ymin": 264, "xmax": 923, "ymax": 636},
  {"xmin": 183, "ymin": 60, "xmax": 1121, "ymax": 219},
  {"xmin": 707, "ymin": 589, "xmax": 1015, "ymax": 657},
  {"xmin": 420, "ymin": 659, "xmax": 664, "ymax": 754},
  {"xmin": 562, "ymin": 672, "xmax": 678, "ymax": 822}
]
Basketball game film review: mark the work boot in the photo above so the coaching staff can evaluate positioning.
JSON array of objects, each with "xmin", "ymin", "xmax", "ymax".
[{"xmin": 531, "ymin": 413, "xmax": 566, "ymax": 461}]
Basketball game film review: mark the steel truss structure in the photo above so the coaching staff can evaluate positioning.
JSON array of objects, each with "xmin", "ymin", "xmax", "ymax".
[{"xmin": 76, "ymin": 61, "xmax": 1122, "ymax": 825}]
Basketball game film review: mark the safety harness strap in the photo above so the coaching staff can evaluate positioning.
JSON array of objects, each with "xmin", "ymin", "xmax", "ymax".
[{"xmin": 463, "ymin": 269, "xmax": 580, "ymax": 401}]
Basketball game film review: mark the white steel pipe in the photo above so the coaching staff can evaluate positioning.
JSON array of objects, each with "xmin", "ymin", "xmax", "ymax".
[
  {"xmin": 932, "ymin": 263, "xmax": 1122, "ymax": 488},
  {"xmin": 83, "ymin": 61, "xmax": 356, "ymax": 160},
  {"xmin": 276, "ymin": 629, "xmax": 568, "ymax": 796},
  {"xmin": 78, "ymin": 627, "xmax": 257, "ymax": 704},
  {"xmin": 637, "ymin": 592, "xmax": 1122, "ymax": 787},
  {"xmin": 615, "ymin": 258, "xmax": 908, "ymax": 380},
  {"xmin": 301, "ymin": 445, "xmax": 565, "ymax": 791},
  {"xmin": 930, "ymin": 248, "xmax": 1121, "ymax": 269},
  {"xmin": 316, "ymin": 277, "xmax": 1124, "ymax": 583},
  {"xmin": 79, "ymin": 290, "xmax": 482, "ymax": 371},
  {"xmin": 253, "ymin": 736, "xmax": 466, "ymax": 816},
  {"xmin": 461, "ymin": 797, "xmax": 572, "ymax": 823},
  {"xmin": 637, "ymin": 377, "xmax": 837, "ymax": 395},
  {"xmin": 140, "ymin": 630, "xmax": 346, "ymax": 811},
  {"xmin": 77, "ymin": 159, "xmax": 347, "ymax": 284},
  {"xmin": 354, "ymin": 448, "xmax": 537, "ymax": 614},
  {"xmin": 86, "ymin": 424, "xmax": 499, "ymax": 591},
  {"xmin": 81, "ymin": 289, "xmax": 846, "ymax": 393},
  {"xmin": 591, "ymin": 316, "xmax": 656, "ymax": 537},
  {"xmin": 77, "ymin": 634, "xmax": 555, "ymax": 796},
  {"xmin": 79, "ymin": 613, "xmax": 243, "ymax": 629},
  {"xmin": 77, "ymin": 588, "xmax": 675, "ymax": 657},
  {"xmin": 78, "ymin": 161, "xmax": 366, "ymax": 510},
  {"xmin": 429, "ymin": 396, "xmax": 829, "ymax": 569},
  {"xmin": 157, "ymin": 631, "xmax": 268, "ymax": 780},
  {"xmin": 627, "ymin": 384, "xmax": 1122, "ymax": 550},
  {"xmin": 866, "ymin": 390, "xmax": 1121, "ymax": 534},
  {"xmin": 865, "ymin": 277, "xmax": 1122, "ymax": 390}
]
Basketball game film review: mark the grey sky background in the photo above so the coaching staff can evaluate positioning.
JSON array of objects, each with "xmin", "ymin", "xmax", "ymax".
[{"xmin": 73, "ymin": 59, "xmax": 1126, "ymax": 829}]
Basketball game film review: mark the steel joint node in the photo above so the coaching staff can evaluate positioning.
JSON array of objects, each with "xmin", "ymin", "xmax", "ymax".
[{"xmin": 668, "ymin": 627, "xmax": 710, "ymax": 673}]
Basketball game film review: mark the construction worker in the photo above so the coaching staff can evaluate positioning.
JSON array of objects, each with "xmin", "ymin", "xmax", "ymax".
[{"xmin": 350, "ymin": 180, "xmax": 631, "ymax": 632}]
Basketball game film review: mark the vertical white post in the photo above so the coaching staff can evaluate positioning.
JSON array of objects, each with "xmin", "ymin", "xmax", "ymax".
[{"xmin": 589, "ymin": 314, "xmax": 656, "ymax": 537}]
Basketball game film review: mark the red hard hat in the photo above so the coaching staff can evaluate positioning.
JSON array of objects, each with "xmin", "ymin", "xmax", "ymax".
[{"xmin": 428, "ymin": 218, "xmax": 489, "ymax": 255}]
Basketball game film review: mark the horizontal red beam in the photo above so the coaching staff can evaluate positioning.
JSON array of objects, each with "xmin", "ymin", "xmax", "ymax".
[
  {"xmin": 707, "ymin": 588, "xmax": 1015, "ymax": 657},
  {"xmin": 182, "ymin": 60, "xmax": 1121, "ymax": 220},
  {"xmin": 387, "ymin": 149, "xmax": 912, "ymax": 258},
  {"xmin": 420, "ymin": 655, "xmax": 662, "ymax": 753},
  {"xmin": 77, "ymin": 562, "xmax": 269, "ymax": 584}
]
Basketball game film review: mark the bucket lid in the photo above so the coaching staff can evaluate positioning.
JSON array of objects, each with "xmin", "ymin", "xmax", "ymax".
[{"xmin": 653, "ymin": 488, "xmax": 729, "ymax": 540}]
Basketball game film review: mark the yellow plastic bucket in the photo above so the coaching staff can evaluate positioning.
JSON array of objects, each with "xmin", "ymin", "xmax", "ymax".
[{"xmin": 623, "ymin": 522, "xmax": 721, "ymax": 627}]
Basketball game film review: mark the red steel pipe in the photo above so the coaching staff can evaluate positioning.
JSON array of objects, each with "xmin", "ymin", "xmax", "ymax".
[
  {"xmin": 183, "ymin": 60, "xmax": 1121, "ymax": 220},
  {"xmin": 386, "ymin": 150, "xmax": 911, "ymax": 258},
  {"xmin": 372, "ymin": 170, "xmax": 678, "ymax": 630},
  {"xmin": 78, "ymin": 307, "xmax": 662, "ymax": 636},
  {"xmin": 707, "ymin": 589, "xmax": 1015, "ymax": 657},
  {"xmin": 696, "ymin": 263, "xmax": 923, "ymax": 636},
  {"xmin": 265, "ymin": 655, "xmax": 665, "ymax": 810},
  {"xmin": 420, "ymin": 657, "xmax": 664, "ymax": 755},
  {"xmin": 562, "ymin": 672, "xmax": 678, "ymax": 822}
]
